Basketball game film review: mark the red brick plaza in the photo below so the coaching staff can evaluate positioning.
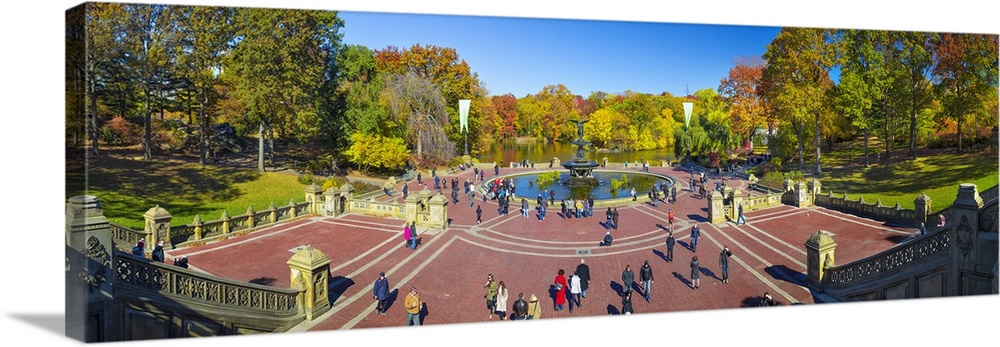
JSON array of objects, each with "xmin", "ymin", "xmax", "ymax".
[{"xmin": 167, "ymin": 165, "xmax": 915, "ymax": 331}]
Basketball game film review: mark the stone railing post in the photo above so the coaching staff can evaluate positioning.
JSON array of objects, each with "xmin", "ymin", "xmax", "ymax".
[
  {"xmin": 220, "ymin": 211, "xmax": 231, "ymax": 234},
  {"xmin": 268, "ymin": 202, "xmax": 278, "ymax": 224},
  {"xmin": 784, "ymin": 178, "xmax": 795, "ymax": 192},
  {"xmin": 732, "ymin": 189, "xmax": 744, "ymax": 218},
  {"xmin": 949, "ymin": 184, "xmax": 987, "ymax": 296},
  {"xmin": 322, "ymin": 187, "xmax": 339, "ymax": 217},
  {"xmin": 287, "ymin": 246, "xmax": 331, "ymax": 320},
  {"xmin": 805, "ymin": 230, "xmax": 837, "ymax": 291},
  {"xmin": 914, "ymin": 193, "xmax": 932, "ymax": 228},
  {"xmin": 405, "ymin": 192, "xmax": 419, "ymax": 224},
  {"xmin": 341, "ymin": 183, "xmax": 356, "ymax": 215},
  {"xmin": 66, "ymin": 196, "xmax": 115, "ymax": 342},
  {"xmin": 289, "ymin": 198, "xmax": 298, "ymax": 219},
  {"xmin": 661, "ymin": 159, "xmax": 668, "ymax": 167},
  {"xmin": 794, "ymin": 181, "xmax": 811, "ymax": 208},
  {"xmin": 428, "ymin": 193, "xmax": 450, "ymax": 230},
  {"xmin": 304, "ymin": 184, "xmax": 323, "ymax": 215},
  {"xmin": 246, "ymin": 206, "xmax": 256, "ymax": 229},
  {"xmin": 709, "ymin": 190, "xmax": 725, "ymax": 224},
  {"xmin": 144, "ymin": 205, "xmax": 172, "ymax": 251},
  {"xmin": 808, "ymin": 178, "xmax": 822, "ymax": 204},
  {"xmin": 192, "ymin": 215, "xmax": 203, "ymax": 240}
]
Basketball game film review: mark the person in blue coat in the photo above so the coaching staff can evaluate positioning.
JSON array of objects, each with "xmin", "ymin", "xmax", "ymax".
[
  {"xmin": 372, "ymin": 272, "xmax": 390, "ymax": 315},
  {"xmin": 690, "ymin": 224, "xmax": 701, "ymax": 252}
]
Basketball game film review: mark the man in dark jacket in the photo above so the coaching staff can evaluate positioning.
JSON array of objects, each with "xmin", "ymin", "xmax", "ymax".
[
  {"xmin": 720, "ymin": 246, "xmax": 733, "ymax": 283},
  {"xmin": 666, "ymin": 232, "xmax": 676, "ymax": 262},
  {"xmin": 690, "ymin": 224, "xmax": 701, "ymax": 252},
  {"xmin": 372, "ymin": 272, "xmax": 390, "ymax": 315},
  {"xmin": 621, "ymin": 265, "xmax": 635, "ymax": 294},
  {"xmin": 512, "ymin": 292, "xmax": 529, "ymax": 320},
  {"xmin": 600, "ymin": 231, "xmax": 613, "ymax": 246},
  {"xmin": 639, "ymin": 260, "xmax": 654, "ymax": 302},
  {"xmin": 576, "ymin": 259, "xmax": 591, "ymax": 299},
  {"xmin": 151, "ymin": 239, "xmax": 165, "ymax": 262}
]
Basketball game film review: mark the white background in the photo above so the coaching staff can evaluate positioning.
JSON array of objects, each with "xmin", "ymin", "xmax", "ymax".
[{"xmin": 1, "ymin": 0, "xmax": 997, "ymax": 346}]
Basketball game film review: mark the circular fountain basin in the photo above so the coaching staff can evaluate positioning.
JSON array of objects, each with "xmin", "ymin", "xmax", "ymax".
[{"xmin": 481, "ymin": 169, "xmax": 676, "ymax": 203}]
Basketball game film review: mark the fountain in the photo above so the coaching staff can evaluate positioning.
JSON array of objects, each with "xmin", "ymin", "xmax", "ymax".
[{"xmin": 562, "ymin": 120, "xmax": 600, "ymax": 186}]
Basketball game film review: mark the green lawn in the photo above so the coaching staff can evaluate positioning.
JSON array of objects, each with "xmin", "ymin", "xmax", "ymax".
[
  {"xmin": 67, "ymin": 148, "xmax": 315, "ymax": 230},
  {"xmin": 813, "ymin": 149, "xmax": 998, "ymax": 210}
]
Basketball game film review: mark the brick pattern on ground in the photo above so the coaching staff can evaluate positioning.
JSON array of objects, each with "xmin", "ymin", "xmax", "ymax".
[{"xmin": 164, "ymin": 165, "xmax": 916, "ymax": 329}]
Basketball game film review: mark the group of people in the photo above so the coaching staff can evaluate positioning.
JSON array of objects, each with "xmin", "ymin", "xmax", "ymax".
[
  {"xmin": 483, "ymin": 273, "xmax": 545, "ymax": 320},
  {"xmin": 551, "ymin": 260, "xmax": 592, "ymax": 314},
  {"xmin": 370, "ymin": 272, "xmax": 424, "ymax": 325},
  {"xmin": 132, "ymin": 237, "xmax": 189, "ymax": 268},
  {"xmin": 402, "ymin": 221, "xmax": 419, "ymax": 250},
  {"xmin": 559, "ymin": 197, "xmax": 595, "ymax": 219}
]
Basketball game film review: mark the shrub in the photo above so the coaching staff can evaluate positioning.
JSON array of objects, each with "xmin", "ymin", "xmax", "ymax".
[
  {"xmin": 536, "ymin": 170, "xmax": 560, "ymax": 185},
  {"xmin": 297, "ymin": 173, "xmax": 314, "ymax": 185},
  {"xmin": 99, "ymin": 116, "xmax": 139, "ymax": 146}
]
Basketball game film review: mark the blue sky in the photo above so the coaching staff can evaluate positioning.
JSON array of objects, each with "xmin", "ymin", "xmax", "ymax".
[{"xmin": 339, "ymin": 11, "xmax": 781, "ymax": 98}]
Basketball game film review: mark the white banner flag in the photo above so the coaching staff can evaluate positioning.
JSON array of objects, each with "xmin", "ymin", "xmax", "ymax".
[
  {"xmin": 459, "ymin": 99, "xmax": 471, "ymax": 132},
  {"xmin": 683, "ymin": 102, "xmax": 694, "ymax": 128}
]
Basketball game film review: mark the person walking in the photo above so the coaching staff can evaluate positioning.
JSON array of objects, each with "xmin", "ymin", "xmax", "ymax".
[
  {"xmin": 495, "ymin": 281, "xmax": 509, "ymax": 320},
  {"xmin": 606, "ymin": 207, "xmax": 613, "ymax": 227},
  {"xmin": 560, "ymin": 199, "xmax": 568, "ymax": 218},
  {"xmin": 587, "ymin": 197, "xmax": 595, "ymax": 217},
  {"xmin": 553, "ymin": 269, "xmax": 568, "ymax": 311},
  {"xmin": 671, "ymin": 186, "xmax": 677, "ymax": 203},
  {"xmin": 476, "ymin": 205, "xmax": 483, "ymax": 225},
  {"xmin": 469, "ymin": 189, "xmax": 475, "ymax": 207},
  {"xmin": 404, "ymin": 286, "xmax": 422, "ymax": 326},
  {"xmin": 621, "ymin": 265, "xmax": 635, "ymax": 294},
  {"xmin": 484, "ymin": 274, "xmax": 498, "ymax": 319},
  {"xmin": 372, "ymin": 272, "xmax": 389, "ymax": 315},
  {"xmin": 416, "ymin": 172, "xmax": 422, "ymax": 185},
  {"xmin": 690, "ymin": 256, "xmax": 701, "ymax": 289},
  {"xmin": 569, "ymin": 271, "xmax": 582, "ymax": 313},
  {"xmin": 621, "ymin": 290, "xmax": 634, "ymax": 315},
  {"xmin": 403, "ymin": 223, "xmax": 412, "ymax": 249},
  {"xmin": 668, "ymin": 209, "xmax": 675, "ymax": 232},
  {"xmin": 409, "ymin": 222, "xmax": 418, "ymax": 250},
  {"xmin": 132, "ymin": 238, "xmax": 145, "ymax": 257},
  {"xmin": 527, "ymin": 294, "xmax": 542, "ymax": 320},
  {"xmin": 631, "ymin": 187, "xmax": 637, "ymax": 201},
  {"xmin": 639, "ymin": 260, "xmax": 654, "ymax": 302},
  {"xmin": 720, "ymin": 246, "xmax": 733, "ymax": 283},
  {"xmin": 521, "ymin": 198, "xmax": 529, "ymax": 218},
  {"xmin": 402, "ymin": 184, "xmax": 409, "ymax": 199},
  {"xmin": 690, "ymin": 224, "xmax": 701, "ymax": 252},
  {"xmin": 665, "ymin": 232, "xmax": 676, "ymax": 262},
  {"xmin": 611, "ymin": 207, "xmax": 618, "ymax": 230},
  {"xmin": 736, "ymin": 203, "xmax": 746, "ymax": 225},
  {"xmin": 576, "ymin": 259, "xmax": 591, "ymax": 299}
]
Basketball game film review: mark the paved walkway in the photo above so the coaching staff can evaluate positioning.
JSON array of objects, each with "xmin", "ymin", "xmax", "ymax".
[{"xmin": 166, "ymin": 165, "xmax": 916, "ymax": 330}]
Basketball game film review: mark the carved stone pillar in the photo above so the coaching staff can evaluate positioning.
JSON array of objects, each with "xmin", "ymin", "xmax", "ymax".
[
  {"xmin": 287, "ymin": 246, "xmax": 331, "ymax": 320},
  {"xmin": 794, "ymin": 181, "xmax": 811, "ymax": 208},
  {"xmin": 914, "ymin": 193, "xmax": 932, "ymax": 229},
  {"xmin": 323, "ymin": 187, "xmax": 340, "ymax": 217},
  {"xmin": 405, "ymin": 192, "xmax": 419, "ymax": 224},
  {"xmin": 66, "ymin": 196, "xmax": 115, "ymax": 342},
  {"xmin": 428, "ymin": 193, "xmax": 450, "ymax": 230},
  {"xmin": 949, "ymin": 183, "xmax": 990, "ymax": 296},
  {"xmin": 340, "ymin": 183, "xmax": 356, "ymax": 215},
  {"xmin": 288, "ymin": 198, "xmax": 298, "ymax": 219},
  {"xmin": 144, "ymin": 205, "xmax": 172, "ymax": 251},
  {"xmin": 808, "ymin": 178, "xmax": 822, "ymax": 203},
  {"xmin": 805, "ymin": 230, "xmax": 837, "ymax": 291},
  {"xmin": 192, "ymin": 215, "xmax": 203, "ymax": 240},
  {"xmin": 709, "ymin": 190, "xmax": 725, "ymax": 224},
  {"xmin": 732, "ymin": 189, "xmax": 744, "ymax": 219},
  {"xmin": 304, "ymin": 184, "xmax": 323, "ymax": 215}
]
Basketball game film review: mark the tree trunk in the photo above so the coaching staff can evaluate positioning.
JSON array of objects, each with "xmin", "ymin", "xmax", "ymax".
[
  {"xmin": 909, "ymin": 94, "xmax": 918, "ymax": 158},
  {"xmin": 88, "ymin": 70, "xmax": 100, "ymax": 156},
  {"xmin": 198, "ymin": 88, "xmax": 206, "ymax": 167},
  {"xmin": 267, "ymin": 126, "xmax": 275, "ymax": 167},
  {"xmin": 814, "ymin": 111, "xmax": 822, "ymax": 174},
  {"xmin": 795, "ymin": 121, "xmax": 804, "ymax": 172},
  {"xmin": 144, "ymin": 90, "xmax": 153, "ymax": 161},
  {"xmin": 957, "ymin": 113, "xmax": 963, "ymax": 153},
  {"xmin": 417, "ymin": 128, "xmax": 423, "ymax": 160},
  {"xmin": 884, "ymin": 99, "xmax": 891, "ymax": 164},
  {"xmin": 863, "ymin": 127, "xmax": 870, "ymax": 168},
  {"xmin": 258, "ymin": 122, "xmax": 265, "ymax": 172}
]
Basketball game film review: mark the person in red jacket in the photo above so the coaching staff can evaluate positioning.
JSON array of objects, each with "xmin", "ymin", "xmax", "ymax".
[{"xmin": 553, "ymin": 269, "xmax": 568, "ymax": 312}]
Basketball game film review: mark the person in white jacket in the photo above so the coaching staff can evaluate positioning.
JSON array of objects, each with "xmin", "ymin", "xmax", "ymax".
[
  {"xmin": 495, "ymin": 281, "xmax": 509, "ymax": 320},
  {"xmin": 569, "ymin": 271, "xmax": 583, "ymax": 313}
]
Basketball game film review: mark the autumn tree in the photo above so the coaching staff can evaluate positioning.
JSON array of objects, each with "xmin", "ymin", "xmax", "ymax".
[
  {"xmin": 763, "ymin": 27, "xmax": 838, "ymax": 173},
  {"xmin": 718, "ymin": 56, "xmax": 768, "ymax": 150},
  {"xmin": 490, "ymin": 94, "xmax": 519, "ymax": 140},
  {"xmin": 931, "ymin": 33, "xmax": 999, "ymax": 153},
  {"xmin": 177, "ymin": 5, "xmax": 235, "ymax": 166},
  {"xmin": 384, "ymin": 71, "xmax": 456, "ymax": 165},
  {"xmin": 225, "ymin": 7, "xmax": 344, "ymax": 171},
  {"xmin": 342, "ymin": 132, "xmax": 409, "ymax": 171}
]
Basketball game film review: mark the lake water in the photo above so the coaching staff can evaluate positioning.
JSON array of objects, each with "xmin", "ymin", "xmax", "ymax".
[
  {"xmin": 476, "ymin": 141, "xmax": 677, "ymax": 166},
  {"xmin": 493, "ymin": 170, "xmax": 675, "ymax": 201}
]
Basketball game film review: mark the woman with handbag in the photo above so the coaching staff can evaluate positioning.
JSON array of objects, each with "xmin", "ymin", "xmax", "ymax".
[{"xmin": 553, "ymin": 269, "xmax": 568, "ymax": 311}]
